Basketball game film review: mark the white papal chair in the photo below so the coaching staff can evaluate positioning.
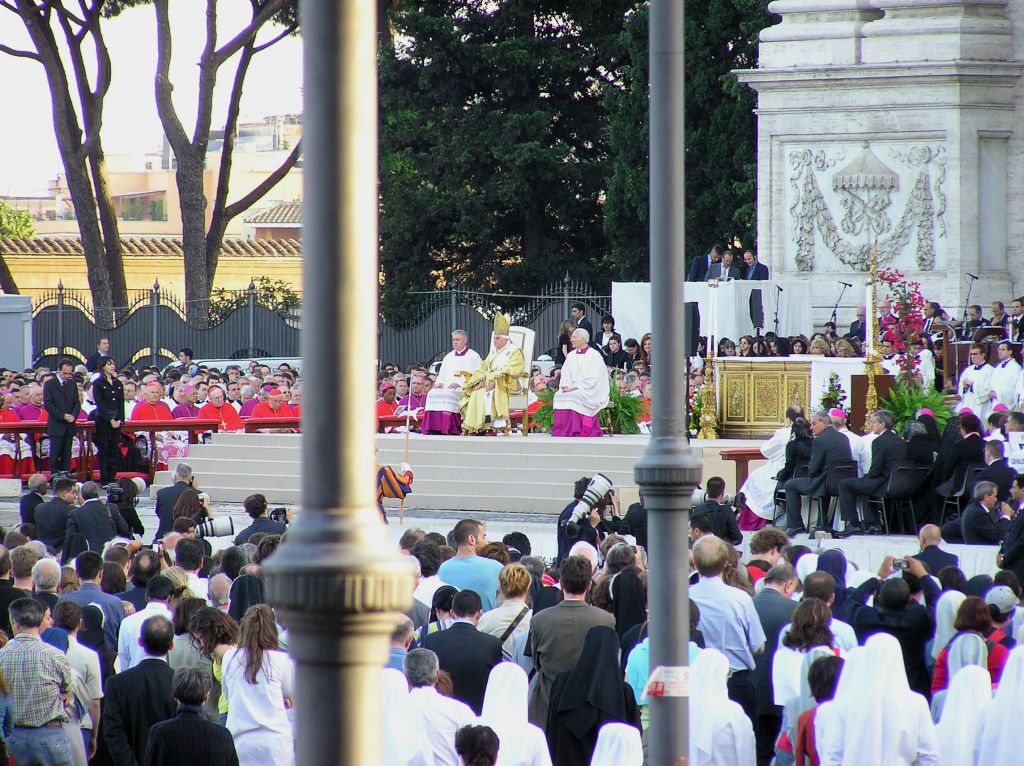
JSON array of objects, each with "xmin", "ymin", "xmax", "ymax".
[{"xmin": 505, "ymin": 325, "xmax": 535, "ymax": 436}]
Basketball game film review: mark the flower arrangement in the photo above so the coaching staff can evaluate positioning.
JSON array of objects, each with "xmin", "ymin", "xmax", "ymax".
[
  {"xmin": 819, "ymin": 372, "xmax": 847, "ymax": 411},
  {"xmin": 532, "ymin": 382, "xmax": 643, "ymax": 435},
  {"xmin": 878, "ymin": 267, "xmax": 926, "ymax": 383},
  {"xmin": 688, "ymin": 384, "xmax": 703, "ymax": 439}
]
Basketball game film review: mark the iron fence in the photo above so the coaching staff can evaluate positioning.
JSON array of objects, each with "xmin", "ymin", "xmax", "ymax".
[{"xmin": 32, "ymin": 281, "xmax": 300, "ymax": 369}]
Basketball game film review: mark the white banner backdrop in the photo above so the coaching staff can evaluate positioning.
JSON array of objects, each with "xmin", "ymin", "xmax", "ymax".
[{"xmin": 611, "ymin": 281, "xmax": 813, "ymax": 345}]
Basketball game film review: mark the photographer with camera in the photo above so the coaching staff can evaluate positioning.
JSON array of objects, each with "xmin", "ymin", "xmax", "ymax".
[
  {"xmin": 692, "ymin": 476, "xmax": 743, "ymax": 546},
  {"xmin": 234, "ymin": 493, "xmax": 288, "ymax": 546},
  {"xmin": 68, "ymin": 481, "xmax": 132, "ymax": 553},
  {"xmin": 556, "ymin": 474, "xmax": 626, "ymax": 565},
  {"xmin": 154, "ymin": 463, "xmax": 195, "ymax": 542}
]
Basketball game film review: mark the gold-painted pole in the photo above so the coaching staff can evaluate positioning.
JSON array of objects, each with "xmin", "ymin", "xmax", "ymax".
[
  {"xmin": 864, "ymin": 241, "xmax": 884, "ymax": 415},
  {"xmin": 264, "ymin": 1, "xmax": 413, "ymax": 764}
]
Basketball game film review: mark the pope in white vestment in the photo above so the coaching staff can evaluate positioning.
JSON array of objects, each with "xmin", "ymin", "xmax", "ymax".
[
  {"xmin": 988, "ymin": 343, "xmax": 1021, "ymax": 411},
  {"xmin": 552, "ymin": 329, "xmax": 610, "ymax": 437},
  {"xmin": 957, "ymin": 348, "xmax": 993, "ymax": 420},
  {"xmin": 740, "ymin": 422, "xmax": 792, "ymax": 521},
  {"xmin": 421, "ymin": 331, "xmax": 482, "ymax": 435}
]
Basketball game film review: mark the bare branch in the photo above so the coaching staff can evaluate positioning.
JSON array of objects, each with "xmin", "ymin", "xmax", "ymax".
[
  {"xmin": 192, "ymin": 0, "xmax": 219, "ymax": 146},
  {"xmin": 223, "ymin": 139, "xmax": 302, "ymax": 221},
  {"xmin": 0, "ymin": 43, "xmax": 41, "ymax": 61},
  {"xmin": 252, "ymin": 22, "xmax": 295, "ymax": 53},
  {"xmin": 0, "ymin": 0, "xmax": 20, "ymax": 13},
  {"xmin": 213, "ymin": 0, "xmax": 285, "ymax": 65},
  {"xmin": 50, "ymin": 2, "xmax": 87, "ymax": 29},
  {"xmin": 210, "ymin": 43, "xmax": 253, "ymax": 223},
  {"xmin": 153, "ymin": 0, "xmax": 190, "ymax": 153}
]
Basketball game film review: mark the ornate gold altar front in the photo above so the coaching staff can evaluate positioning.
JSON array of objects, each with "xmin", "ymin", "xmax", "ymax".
[{"xmin": 717, "ymin": 360, "xmax": 811, "ymax": 438}]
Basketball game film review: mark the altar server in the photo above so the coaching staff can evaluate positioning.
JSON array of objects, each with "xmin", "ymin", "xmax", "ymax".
[
  {"xmin": 957, "ymin": 344, "xmax": 994, "ymax": 421},
  {"xmin": 460, "ymin": 314, "xmax": 525, "ymax": 434},
  {"xmin": 988, "ymin": 341, "xmax": 1021, "ymax": 411},
  {"xmin": 551, "ymin": 328, "xmax": 610, "ymax": 437},
  {"xmin": 422, "ymin": 330, "xmax": 481, "ymax": 435}
]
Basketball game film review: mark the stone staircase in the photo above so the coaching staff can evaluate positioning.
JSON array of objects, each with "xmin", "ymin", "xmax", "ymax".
[{"xmin": 154, "ymin": 432, "xmax": 756, "ymax": 514}]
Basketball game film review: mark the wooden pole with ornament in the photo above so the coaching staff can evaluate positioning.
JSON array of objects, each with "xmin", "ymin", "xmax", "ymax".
[{"xmin": 698, "ymin": 282, "xmax": 720, "ymax": 439}]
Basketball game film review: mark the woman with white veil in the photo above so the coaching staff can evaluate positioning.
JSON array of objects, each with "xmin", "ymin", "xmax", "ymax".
[
  {"xmin": 935, "ymin": 666, "xmax": 990, "ymax": 766},
  {"xmin": 381, "ymin": 668, "xmax": 433, "ymax": 766},
  {"xmin": 930, "ymin": 632, "xmax": 988, "ymax": 721},
  {"xmin": 479, "ymin": 663, "xmax": 551, "ymax": 766},
  {"xmin": 590, "ymin": 723, "xmax": 642, "ymax": 766},
  {"xmin": 974, "ymin": 645, "xmax": 1024, "ymax": 765},
  {"xmin": 931, "ymin": 590, "xmax": 966, "ymax": 662},
  {"xmin": 689, "ymin": 649, "xmax": 755, "ymax": 766},
  {"xmin": 818, "ymin": 633, "xmax": 939, "ymax": 765}
]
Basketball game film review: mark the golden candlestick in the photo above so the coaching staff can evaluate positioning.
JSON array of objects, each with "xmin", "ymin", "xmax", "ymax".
[
  {"xmin": 698, "ymin": 349, "xmax": 720, "ymax": 440},
  {"xmin": 863, "ymin": 242, "xmax": 884, "ymax": 415}
]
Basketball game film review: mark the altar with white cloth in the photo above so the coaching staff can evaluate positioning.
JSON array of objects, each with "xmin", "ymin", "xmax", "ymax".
[
  {"xmin": 611, "ymin": 280, "xmax": 812, "ymax": 343},
  {"xmin": 715, "ymin": 356, "xmax": 867, "ymax": 437}
]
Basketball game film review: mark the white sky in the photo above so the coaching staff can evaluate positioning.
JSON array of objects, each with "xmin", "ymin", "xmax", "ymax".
[{"xmin": 0, "ymin": 1, "xmax": 303, "ymax": 196}]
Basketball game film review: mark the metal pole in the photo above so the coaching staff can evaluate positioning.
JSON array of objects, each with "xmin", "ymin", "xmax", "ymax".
[
  {"xmin": 263, "ymin": 2, "xmax": 412, "ymax": 765},
  {"xmin": 248, "ymin": 280, "xmax": 257, "ymax": 357},
  {"xmin": 635, "ymin": 0, "xmax": 701, "ymax": 763},
  {"xmin": 562, "ymin": 271, "xmax": 570, "ymax": 319},
  {"xmin": 449, "ymin": 281, "xmax": 457, "ymax": 333},
  {"xmin": 57, "ymin": 281, "xmax": 65, "ymax": 360},
  {"xmin": 151, "ymin": 281, "xmax": 160, "ymax": 369}
]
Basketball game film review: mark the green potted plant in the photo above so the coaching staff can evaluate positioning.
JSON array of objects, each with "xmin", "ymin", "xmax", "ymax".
[{"xmin": 880, "ymin": 381, "xmax": 954, "ymax": 434}]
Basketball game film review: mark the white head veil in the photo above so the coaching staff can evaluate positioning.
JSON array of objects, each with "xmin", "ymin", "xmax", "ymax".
[
  {"xmin": 478, "ymin": 663, "xmax": 549, "ymax": 766},
  {"xmin": 591, "ymin": 722, "xmax": 643, "ymax": 766},
  {"xmin": 690, "ymin": 648, "xmax": 755, "ymax": 766},
  {"xmin": 975, "ymin": 646, "xmax": 1024, "ymax": 764},
  {"xmin": 947, "ymin": 632, "xmax": 988, "ymax": 677},
  {"xmin": 796, "ymin": 553, "xmax": 819, "ymax": 584},
  {"xmin": 381, "ymin": 668, "xmax": 432, "ymax": 766},
  {"xmin": 826, "ymin": 633, "xmax": 935, "ymax": 764},
  {"xmin": 936, "ymin": 666, "xmax": 990, "ymax": 766},
  {"xmin": 932, "ymin": 590, "xmax": 966, "ymax": 659}
]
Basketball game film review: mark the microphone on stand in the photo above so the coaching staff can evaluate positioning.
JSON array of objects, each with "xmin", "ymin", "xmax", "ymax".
[
  {"xmin": 839, "ymin": 281, "xmax": 853, "ymax": 288},
  {"xmin": 965, "ymin": 273, "xmax": 979, "ymax": 280},
  {"xmin": 776, "ymin": 286, "xmax": 784, "ymax": 293}
]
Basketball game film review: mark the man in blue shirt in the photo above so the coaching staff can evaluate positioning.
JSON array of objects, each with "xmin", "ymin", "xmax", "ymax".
[
  {"xmin": 386, "ymin": 616, "xmax": 415, "ymax": 671},
  {"xmin": 56, "ymin": 551, "xmax": 125, "ymax": 652},
  {"xmin": 437, "ymin": 519, "xmax": 503, "ymax": 611}
]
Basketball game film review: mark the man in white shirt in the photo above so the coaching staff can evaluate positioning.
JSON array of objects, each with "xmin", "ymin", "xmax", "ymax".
[
  {"xmin": 116, "ymin": 575, "xmax": 174, "ymax": 671},
  {"xmin": 404, "ymin": 648, "xmax": 475, "ymax": 766},
  {"xmin": 174, "ymin": 538, "xmax": 210, "ymax": 603},
  {"xmin": 411, "ymin": 540, "xmax": 447, "ymax": 608},
  {"xmin": 957, "ymin": 343, "xmax": 994, "ymax": 421},
  {"xmin": 988, "ymin": 341, "xmax": 1021, "ymax": 411},
  {"xmin": 690, "ymin": 535, "xmax": 766, "ymax": 728}
]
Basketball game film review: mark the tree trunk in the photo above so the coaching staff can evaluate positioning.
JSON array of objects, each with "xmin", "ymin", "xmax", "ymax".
[
  {"xmin": 63, "ymin": 163, "xmax": 115, "ymax": 324},
  {"xmin": 176, "ymin": 151, "xmax": 212, "ymax": 326},
  {"xmin": 88, "ymin": 149, "xmax": 128, "ymax": 312},
  {"xmin": 0, "ymin": 255, "xmax": 20, "ymax": 295}
]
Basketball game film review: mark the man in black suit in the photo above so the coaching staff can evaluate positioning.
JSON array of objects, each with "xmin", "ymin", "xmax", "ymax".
[
  {"xmin": 153, "ymin": 463, "xmax": 194, "ymax": 542},
  {"xmin": 421, "ymin": 589, "xmax": 502, "ymax": 715},
  {"xmin": 103, "ymin": 614, "xmax": 176, "ymax": 766},
  {"xmin": 958, "ymin": 304, "xmax": 986, "ymax": 340},
  {"xmin": 1010, "ymin": 297, "xmax": 1024, "ymax": 343},
  {"xmin": 144, "ymin": 667, "xmax": 238, "ymax": 766},
  {"xmin": 912, "ymin": 524, "xmax": 960, "ymax": 574},
  {"xmin": 742, "ymin": 249, "xmax": 770, "ymax": 280},
  {"xmin": 85, "ymin": 338, "xmax": 110, "ymax": 373},
  {"xmin": 989, "ymin": 301, "xmax": 1010, "ymax": 330},
  {"xmin": 942, "ymin": 480, "xmax": 1012, "ymax": 544},
  {"xmin": 569, "ymin": 302, "xmax": 598, "ymax": 351},
  {"xmin": 847, "ymin": 306, "xmax": 866, "ymax": 342},
  {"xmin": 692, "ymin": 476, "xmax": 743, "ymax": 545},
  {"xmin": 931, "ymin": 412, "xmax": 986, "ymax": 523},
  {"xmin": 117, "ymin": 549, "xmax": 164, "ymax": 613},
  {"xmin": 997, "ymin": 475, "xmax": 1024, "ymax": 582},
  {"xmin": 687, "ymin": 244, "xmax": 723, "ymax": 282},
  {"xmin": 973, "ymin": 440, "xmax": 1016, "ymax": 503},
  {"xmin": 751, "ymin": 562, "xmax": 798, "ymax": 765},
  {"xmin": 0, "ymin": 548, "xmax": 29, "ymax": 636},
  {"xmin": 837, "ymin": 409, "xmax": 907, "ymax": 535},
  {"xmin": 42, "ymin": 358, "xmax": 81, "ymax": 474},
  {"xmin": 18, "ymin": 474, "xmax": 47, "ymax": 525},
  {"xmin": 68, "ymin": 481, "xmax": 131, "ymax": 552},
  {"xmin": 784, "ymin": 412, "xmax": 853, "ymax": 535},
  {"xmin": 707, "ymin": 250, "xmax": 742, "ymax": 281},
  {"xmin": 34, "ymin": 477, "xmax": 77, "ymax": 551}
]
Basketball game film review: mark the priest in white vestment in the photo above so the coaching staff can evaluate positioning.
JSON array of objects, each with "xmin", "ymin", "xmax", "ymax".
[
  {"xmin": 421, "ymin": 330, "xmax": 482, "ymax": 435},
  {"xmin": 957, "ymin": 344, "xmax": 994, "ymax": 421},
  {"xmin": 551, "ymin": 329, "xmax": 609, "ymax": 437},
  {"xmin": 739, "ymin": 407, "xmax": 803, "ymax": 524},
  {"xmin": 988, "ymin": 341, "xmax": 1022, "ymax": 411}
]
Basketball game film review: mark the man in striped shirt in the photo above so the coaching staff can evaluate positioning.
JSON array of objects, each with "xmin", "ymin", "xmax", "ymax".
[{"xmin": 0, "ymin": 597, "xmax": 74, "ymax": 765}]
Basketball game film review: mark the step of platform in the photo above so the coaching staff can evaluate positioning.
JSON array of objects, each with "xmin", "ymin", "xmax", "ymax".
[{"xmin": 154, "ymin": 433, "xmax": 757, "ymax": 513}]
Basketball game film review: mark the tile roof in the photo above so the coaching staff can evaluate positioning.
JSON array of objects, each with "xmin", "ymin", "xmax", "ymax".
[
  {"xmin": 0, "ymin": 237, "xmax": 301, "ymax": 258},
  {"xmin": 244, "ymin": 202, "xmax": 302, "ymax": 226}
]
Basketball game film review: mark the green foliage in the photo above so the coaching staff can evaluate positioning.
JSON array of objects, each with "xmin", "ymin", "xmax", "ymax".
[
  {"xmin": 209, "ymin": 276, "xmax": 300, "ymax": 323},
  {"xmin": 532, "ymin": 381, "xmax": 642, "ymax": 434},
  {"xmin": 880, "ymin": 381, "xmax": 953, "ymax": 435},
  {"xmin": 0, "ymin": 202, "xmax": 34, "ymax": 238}
]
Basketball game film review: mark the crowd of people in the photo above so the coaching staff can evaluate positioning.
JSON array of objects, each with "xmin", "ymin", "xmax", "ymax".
[{"xmin": 0, "ymin": 479, "xmax": 297, "ymax": 766}]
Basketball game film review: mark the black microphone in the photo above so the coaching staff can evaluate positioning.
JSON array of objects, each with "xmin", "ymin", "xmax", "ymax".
[
  {"xmin": 839, "ymin": 281, "xmax": 853, "ymax": 288},
  {"xmin": 776, "ymin": 286, "xmax": 784, "ymax": 293},
  {"xmin": 966, "ymin": 273, "xmax": 979, "ymax": 280}
]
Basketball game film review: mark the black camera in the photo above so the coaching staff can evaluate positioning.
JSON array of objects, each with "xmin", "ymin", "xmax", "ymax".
[{"xmin": 270, "ymin": 507, "xmax": 289, "ymax": 524}]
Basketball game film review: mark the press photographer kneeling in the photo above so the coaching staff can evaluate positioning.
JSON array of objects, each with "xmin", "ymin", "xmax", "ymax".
[
  {"xmin": 234, "ymin": 493, "xmax": 291, "ymax": 545},
  {"xmin": 556, "ymin": 474, "xmax": 627, "ymax": 561}
]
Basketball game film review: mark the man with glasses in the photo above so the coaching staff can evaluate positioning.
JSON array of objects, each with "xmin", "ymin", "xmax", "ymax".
[{"xmin": 957, "ymin": 344, "xmax": 994, "ymax": 420}]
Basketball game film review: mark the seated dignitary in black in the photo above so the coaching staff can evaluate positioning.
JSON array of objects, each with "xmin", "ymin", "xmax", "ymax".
[
  {"xmin": 837, "ymin": 409, "xmax": 907, "ymax": 535},
  {"xmin": 783, "ymin": 411, "xmax": 852, "ymax": 536},
  {"xmin": 941, "ymin": 480, "xmax": 1012, "ymax": 544}
]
